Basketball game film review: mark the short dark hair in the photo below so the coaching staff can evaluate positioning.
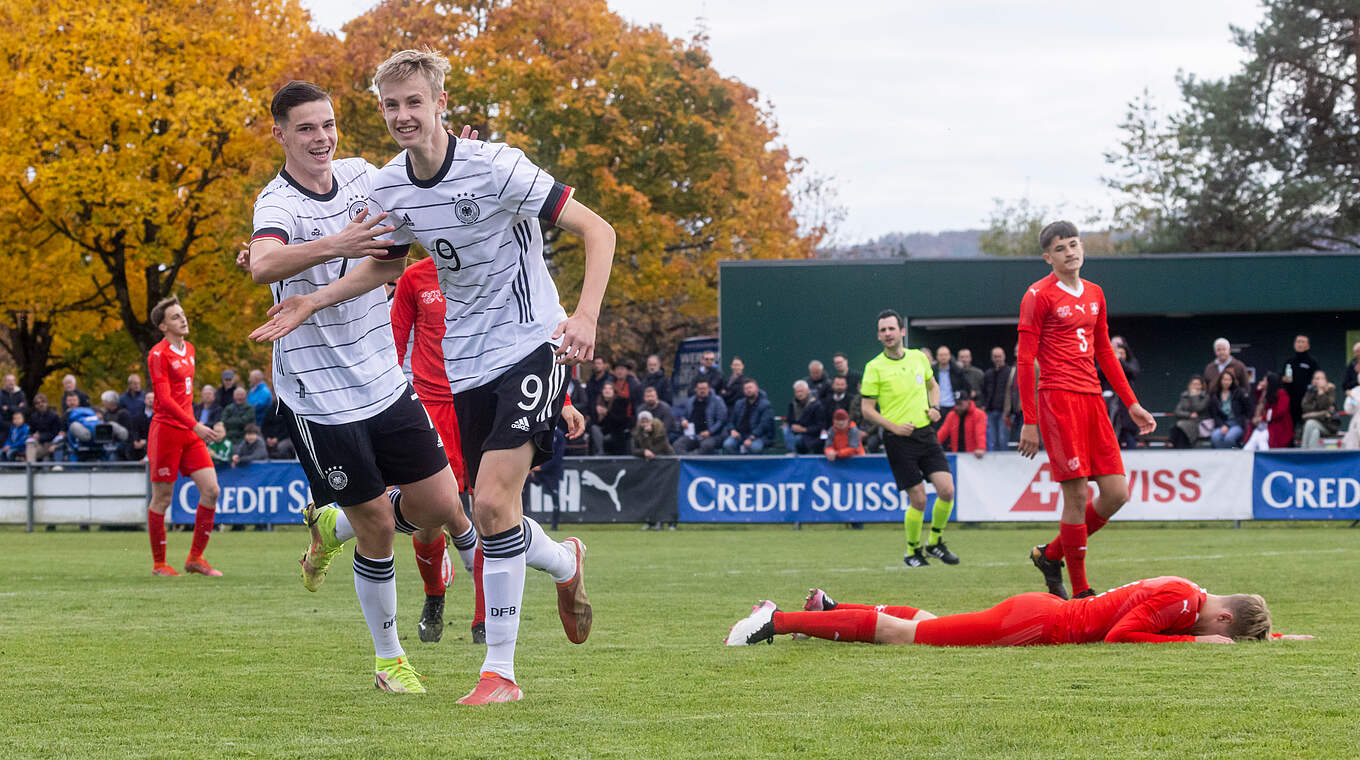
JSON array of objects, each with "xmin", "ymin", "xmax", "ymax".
[
  {"xmin": 244, "ymin": 423, "xmax": 260, "ymax": 435},
  {"xmin": 876, "ymin": 309, "xmax": 903, "ymax": 328},
  {"xmin": 694, "ymin": 379, "xmax": 709, "ymax": 388},
  {"xmin": 1039, "ymin": 220, "xmax": 1079, "ymax": 251},
  {"xmin": 150, "ymin": 295, "xmax": 181, "ymax": 328},
  {"xmin": 832, "ymin": 351, "xmax": 847, "ymax": 360},
  {"xmin": 613, "ymin": 359, "xmax": 635, "ymax": 371},
  {"xmin": 271, "ymin": 81, "xmax": 331, "ymax": 124}
]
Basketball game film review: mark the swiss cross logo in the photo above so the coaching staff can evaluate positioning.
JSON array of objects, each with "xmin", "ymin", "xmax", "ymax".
[
  {"xmin": 419, "ymin": 289, "xmax": 444, "ymax": 305},
  {"xmin": 1090, "ymin": 302, "xmax": 1099, "ymax": 316},
  {"xmin": 1056, "ymin": 305, "xmax": 1071, "ymax": 319},
  {"xmin": 1010, "ymin": 462, "xmax": 1092, "ymax": 512}
]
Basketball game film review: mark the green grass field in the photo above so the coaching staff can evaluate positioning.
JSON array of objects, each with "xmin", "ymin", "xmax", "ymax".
[{"xmin": 2, "ymin": 522, "xmax": 1357, "ymax": 759}]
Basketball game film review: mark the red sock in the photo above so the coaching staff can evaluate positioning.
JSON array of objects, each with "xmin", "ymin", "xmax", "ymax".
[
  {"xmin": 832, "ymin": 602, "xmax": 921, "ymax": 620},
  {"xmin": 472, "ymin": 543, "xmax": 485, "ymax": 626},
  {"xmin": 1084, "ymin": 501, "xmax": 1108, "ymax": 537},
  {"xmin": 1059, "ymin": 522, "xmax": 1089, "ymax": 595},
  {"xmin": 148, "ymin": 509, "xmax": 166, "ymax": 565},
  {"xmin": 412, "ymin": 533, "xmax": 447, "ymax": 597},
  {"xmin": 188, "ymin": 504, "xmax": 215, "ymax": 559},
  {"xmin": 771, "ymin": 609, "xmax": 878, "ymax": 643}
]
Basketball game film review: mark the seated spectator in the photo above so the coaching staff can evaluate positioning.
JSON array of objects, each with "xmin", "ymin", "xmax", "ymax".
[
  {"xmin": 194, "ymin": 385, "xmax": 222, "ymax": 427},
  {"xmin": 640, "ymin": 354, "xmax": 673, "ymax": 405},
  {"xmin": 639, "ymin": 386, "xmax": 676, "ymax": 439},
  {"xmin": 261, "ymin": 402, "xmax": 296, "ymax": 459},
  {"xmin": 674, "ymin": 379, "xmax": 726, "ymax": 455},
  {"xmin": 0, "ymin": 373, "xmax": 28, "ymax": 439},
  {"xmin": 217, "ymin": 368, "xmax": 242, "ymax": 410},
  {"xmin": 119, "ymin": 374, "xmax": 145, "ymax": 419},
  {"xmin": 247, "ymin": 369, "xmax": 273, "ymax": 425},
  {"xmin": 980, "ymin": 346, "xmax": 1014, "ymax": 451},
  {"xmin": 24, "ymin": 393, "xmax": 63, "ymax": 462},
  {"xmin": 126, "ymin": 390, "xmax": 152, "ymax": 461},
  {"xmin": 222, "ymin": 386, "xmax": 255, "ymax": 442},
  {"xmin": 62, "ymin": 392, "xmax": 102, "ymax": 456},
  {"xmin": 1209, "ymin": 370, "xmax": 1253, "ymax": 448},
  {"xmin": 933, "ymin": 346, "xmax": 966, "ymax": 412},
  {"xmin": 1342, "ymin": 384, "xmax": 1360, "ymax": 450},
  {"xmin": 60, "ymin": 374, "xmax": 91, "ymax": 408},
  {"xmin": 823, "ymin": 409, "xmax": 865, "ymax": 461},
  {"xmin": 207, "ymin": 421, "xmax": 233, "ymax": 468},
  {"xmin": 722, "ymin": 379, "xmax": 774, "ymax": 454},
  {"xmin": 936, "ymin": 391, "xmax": 986, "ymax": 459},
  {"xmin": 830, "ymin": 352, "xmax": 861, "ymax": 396},
  {"xmin": 1169, "ymin": 376, "xmax": 1211, "ymax": 449},
  {"xmin": 2, "ymin": 412, "xmax": 28, "ymax": 461},
  {"xmin": 1299, "ymin": 370, "xmax": 1339, "ymax": 449},
  {"xmin": 612, "ymin": 359, "xmax": 643, "ymax": 417},
  {"xmin": 631, "ymin": 410, "xmax": 674, "ymax": 459},
  {"xmin": 1244, "ymin": 373, "xmax": 1292, "ymax": 451},
  {"xmin": 723, "ymin": 356, "xmax": 751, "ymax": 409},
  {"xmin": 1344, "ymin": 340, "xmax": 1360, "ymax": 393},
  {"xmin": 691, "ymin": 350, "xmax": 725, "ymax": 397},
  {"xmin": 97, "ymin": 390, "xmax": 132, "ymax": 455},
  {"xmin": 803, "ymin": 360, "xmax": 832, "ymax": 401},
  {"xmin": 957, "ymin": 348, "xmax": 983, "ymax": 396},
  {"xmin": 822, "ymin": 375, "xmax": 859, "ymax": 429},
  {"xmin": 584, "ymin": 356, "xmax": 610, "ymax": 410},
  {"xmin": 588, "ymin": 381, "xmax": 633, "ymax": 455},
  {"xmin": 782, "ymin": 380, "xmax": 825, "ymax": 454},
  {"xmin": 232, "ymin": 423, "xmax": 268, "ymax": 466},
  {"xmin": 1202, "ymin": 338, "xmax": 1250, "ymax": 398}
]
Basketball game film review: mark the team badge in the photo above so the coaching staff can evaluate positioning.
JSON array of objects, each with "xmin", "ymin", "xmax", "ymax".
[
  {"xmin": 454, "ymin": 198, "xmax": 481, "ymax": 224},
  {"xmin": 1067, "ymin": 457, "xmax": 1080, "ymax": 471},
  {"xmin": 1056, "ymin": 305, "xmax": 1071, "ymax": 319},
  {"xmin": 1090, "ymin": 303, "xmax": 1099, "ymax": 316},
  {"xmin": 325, "ymin": 466, "xmax": 349, "ymax": 491},
  {"xmin": 915, "ymin": 373, "xmax": 924, "ymax": 384},
  {"xmin": 347, "ymin": 199, "xmax": 368, "ymax": 220}
]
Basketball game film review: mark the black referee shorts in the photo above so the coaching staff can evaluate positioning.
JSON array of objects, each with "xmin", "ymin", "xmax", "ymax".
[{"xmin": 883, "ymin": 427, "xmax": 950, "ymax": 490}]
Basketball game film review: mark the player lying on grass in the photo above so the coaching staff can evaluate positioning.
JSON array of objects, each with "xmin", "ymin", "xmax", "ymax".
[{"xmin": 725, "ymin": 576, "xmax": 1314, "ymax": 646}]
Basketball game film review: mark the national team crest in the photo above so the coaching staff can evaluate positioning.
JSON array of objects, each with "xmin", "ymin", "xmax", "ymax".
[
  {"xmin": 325, "ymin": 466, "xmax": 349, "ymax": 491},
  {"xmin": 1089, "ymin": 302, "xmax": 1099, "ymax": 316},
  {"xmin": 347, "ymin": 199, "xmax": 369, "ymax": 220},
  {"xmin": 1056, "ymin": 305, "xmax": 1072, "ymax": 318},
  {"xmin": 454, "ymin": 198, "xmax": 481, "ymax": 224}
]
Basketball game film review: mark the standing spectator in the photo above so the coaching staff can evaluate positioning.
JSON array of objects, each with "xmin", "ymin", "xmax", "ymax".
[
  {"xmin": 979, "ymin": 347, "xmax": 1013, "ymax": 452},
  {"xmin": 936, "ymin": 391, "xmax": 987, "ymax": 459},
  {"xmin": 97, "ymin": 390, "xmax": 132, "ymax": 455},
  {"xmin": 823, "ymin": 409, "xmax": 865, "ymax": 461},
  {"xmin": 822, "ymin": 375, "xmax": 859, "ymax": 429},
  {"xmin": 584, "ymin": 356, "xmax": 610, "ymax": 410},
  {"xmin": 126, "ymin": 391, "xmax": 152, "ymax": 461},
  {"xmin": 957, "ymin": 349, "xmax": 984, "ymax": 397},
  {"xmin": 611, "ymin": 360, "xmax": 644, "ymax": 418},
  {"xmin": 803, "ymin": 360, "xmax": 832, "ymax": 401},
  {"xmin": 260, "ymin": 401, "xmax": 296, "ymax": 459},
  {"xmin": 1105, "ymin": 343, "xmax": 1141, "ymax": 449},
  {"xmin": 1299, "ymin": 370, "xmax": 1339, "ymax": 449},
  {"xmin": 1006, "ymin": 341, "xmax": 1024, "ymax": 446},
  {"xmin": 217, "ymin": 368, "xmax": 241, "ymax": 410},
  {"xmin": 691, "ymin": 350, "xmax": 725, "ymax": 397},
  {"xmin": 639, "ymin": 385, "xmax": 676, "ymax": 438},
  {"xmin": 246, "ymin": 369, "xmax": 273, "ymax": 425},
  {"xmin": 722, "ymin": 379, "xmax": 774, "ymax": 454},
  {"xmin": 60, "ymin": 374, "xmax": 91, "ymax": 408},
  {"xmin": 1245, "ymin": 373, "xmax": 1292, "ymax": 450},
  {"xmin": 0, "ymin": 374, "xmax": 28, "ymax": 439},
  {"xmin": 2, "ymin": 412, "xmax": 27, "ymax": 461},
  {"xmin": 933, "ymin": 346, "xmax": 966, "ymax": 412},
  {"xmin": 782, "ymin": 380, "xmax": 825, "ymax": 454},
  {"xmin": 1342, "ymin": 384, "xmax": 1360, "ymax": 450},
  {"xmin": 119, "ymin": 374, "xmax": 145, "ymax": 419},
  {"xmin": 1281, "ymin": 335, "xmax": 1319, "ymax": 435},
  {"xmin": 221, "ymin": 386, "xmax": 255, "ymax": 442},
  {"xmin": 1209, "ymin": 371, "xmax": 1252, "ymax": 448},
  {"xmin": 640, "ymin": 354, "xmax": 673, "ymax": 405},
  {"xmin": 830, "ymin": 352, "xmax": 861, "ymax": 396},
  {"xmin": 207, "ymin": 421, "xmax": 232, "ymax": 468},
  {"xmin": 588, "ymin": 381, "xmax": 633, "ymax": 455},
  {"xmin": 1169, "ymin": 376, "xmax": 1211, "ymax": 449},
  {"xmin": 723, "ymin": 356, "xmax": 751, "ymax": 409},
  {"xmin": 232, "ymin": 423, "xmax": 269, "ymax": 466},
  {"xmin": 1342, "ymin": 341, "xmax": 1360, "ymax": 393},
  {"xmin": 674, "ymin": 379, "xmax": 726, "ymax": 455},
  {"xmin": 1202, "ymin": 338, "xmax": 1250, "ymax": 397},
  {"xmin": 631, "ymin": 410, "xmax": 674, "ymax": 459},
  {"xmin": 25, "ymin": 393, "xmax": 63, "ymax": 462},
  {"xmin": 194, "ymin": 385, "xmax": 222, "ymax": 427}
]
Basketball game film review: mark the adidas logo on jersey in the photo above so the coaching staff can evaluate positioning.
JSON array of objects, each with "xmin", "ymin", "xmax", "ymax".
[
  {"xmin": 402, "ymin": 213, "xmax": 413, "ymax": 225},
  {"xmin": 511, "ymin": 417, "xmax": 530, "ymax": 432}
]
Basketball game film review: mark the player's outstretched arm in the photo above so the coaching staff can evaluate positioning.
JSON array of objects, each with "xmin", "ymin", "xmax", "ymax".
[
  {"xmin": 551, "ymin": 199, "xmax": 615, "ymax": 365},
  {"xmin": 561, "ymin": 403, "xmax": 586, "ymax": 439},
  {"xmin": 250, "ymin": 257, "xmax": 406, "ymax": 342},
  {"xmin": 249, "ymin": 208, "xmax": 397, "ymax": 285}
]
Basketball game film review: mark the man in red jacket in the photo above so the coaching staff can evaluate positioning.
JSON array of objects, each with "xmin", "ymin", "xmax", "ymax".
[{"xmin": 936, "ymin": 391, "xmax": 987, "ymax": 459}]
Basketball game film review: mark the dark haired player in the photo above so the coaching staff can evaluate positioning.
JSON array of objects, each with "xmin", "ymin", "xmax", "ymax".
[
  {"xmin": 1018, "ymin": 222, "xmax": 1156, "ymax": 599},
  {"xmin": 144, "ymin": 296, "xmax": 225, "ymax": 577}
]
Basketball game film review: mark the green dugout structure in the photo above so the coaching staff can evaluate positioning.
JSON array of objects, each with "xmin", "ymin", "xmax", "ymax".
[{"xmin": 718, "ymin": 252, "xmax": 1360, "ymax": 421}]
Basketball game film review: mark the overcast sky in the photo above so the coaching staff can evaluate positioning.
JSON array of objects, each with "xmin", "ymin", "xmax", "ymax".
[{"xmin": 299, "ymin": 0, "xmax": 1266, "ymax": 242}]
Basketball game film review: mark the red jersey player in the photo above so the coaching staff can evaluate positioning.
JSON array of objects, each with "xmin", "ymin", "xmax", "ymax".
[
  {"xmin": 1016, "ymin": 222, "xmax": 1155, "ymax": 599},
  {"xmin": 145, "ymin": 296, "xmax": 225, "ymax": 577},
  {"xmin": 725, "ymin": 577, "xmax": 1314, "ymax": 647}
]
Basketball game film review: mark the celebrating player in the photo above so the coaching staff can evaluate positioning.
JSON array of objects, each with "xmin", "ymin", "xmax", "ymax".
[
  {"xmin": 144, "ymin": 296, "xmax": 225, "ymax": 577},
  {"xmin": 725, "ymin": 577, "xmax": 1312, "ymax": 647},
  {"xmin": 246, "ymin": 81, "xmax": 470, "ymax": 694},
  {"xmin": 253, "ymin": 51, "xmax": 616, "ymax": 705},
  {"xmin": 1018, "ymin": 222, "xmax": 1156, "ymax": 599},
  {"xmin": 859, "ymin": 309, "xmax": 959, "ymax": 568}
]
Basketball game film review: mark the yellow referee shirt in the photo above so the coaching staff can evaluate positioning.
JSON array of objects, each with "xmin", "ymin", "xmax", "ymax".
[{"xmin": 860, "ymin": 350, "xmax": 933, "ymax": 428}]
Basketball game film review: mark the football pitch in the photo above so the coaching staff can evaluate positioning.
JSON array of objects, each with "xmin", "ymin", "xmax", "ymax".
[{"xmin": 2, "ymin": 522, "xmax": 1356, "ymax": 759}]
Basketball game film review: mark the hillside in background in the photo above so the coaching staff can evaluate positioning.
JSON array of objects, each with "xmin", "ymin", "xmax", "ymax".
[{"xmin": 820, "ymin": 229, "xmax": 984, "ymax": 259}]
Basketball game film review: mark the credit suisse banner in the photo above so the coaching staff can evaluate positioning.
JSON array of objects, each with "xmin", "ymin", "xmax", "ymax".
[
  {"xmin": 170, "ymin": 462, "xmax": 311, "ymax": 525},
  {"xmin": 1253, "ymin": 452, "xmax": 1360, "ymax": 520},
  {"xmin": 955, "ymin": 451, "xmax": 1252, "ymax": 521},
  {"xmin": 679, "ymin": 455, "xmax": 957, "ymax": 524}
]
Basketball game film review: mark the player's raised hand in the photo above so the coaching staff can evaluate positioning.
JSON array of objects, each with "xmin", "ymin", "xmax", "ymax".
[
  {"xmin": 331, "ymin": 207, "xmax": 396, "ymax": 258},
  {"xmin": 1194, "ymin": 634, "xmax": 1235, "ymax": 644},
  {"xmin": 1129, "ymin": 403, "xmax": 1156, "ymax": 435},
  {"xmin": 451, "ymin": 125, "xmax": 479, "ymax": 140},
  {"xmin": 1018, "ymin": 423, "xmax": 1041, "ymax": 458},
  {"xmin": 552, "ymin": 312, "xmax": 597, "ymax": 365},
  {"xmin": 561, "ymin": 402, "xmax": 586, "ymax": 439},
  {"xmin": 250, "ymin": 294, "xmax": 319, "ymax": 343}
]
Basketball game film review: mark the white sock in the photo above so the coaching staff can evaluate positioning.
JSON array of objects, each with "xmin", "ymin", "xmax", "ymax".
[
  {"xmin": 333, "ymin": 506, "xmax": 355, "ymax": 543},
  {"xmin": 480, "ymin": 525, "xmax": 527, "ymax": 683},
  {"xmin": 522, "ymin": 516, "xmax": 576, "ymax": 583},
  {"xmin": 353, "ymin": 553, "xmax": 402, "ymax": 660},
  {"xmin": 451, "ymin": 524, "xmax": 477, "ymax": 572}
]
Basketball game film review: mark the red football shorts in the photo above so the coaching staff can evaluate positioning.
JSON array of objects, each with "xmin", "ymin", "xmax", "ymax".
[
  {"xmin": 420, "ymin": 396, "xmax": 467, "ymax": 491},
  {"xmin": 148, "ymin": 421, "xmax": 213, "ymax": 483},
  {"xmin": 1037, "ymin": 389, "xmax": 1124, "ymax": 481},
  {"xmin": 913, "ymin": 592, "xmax": 1064, "ymax": 647}
]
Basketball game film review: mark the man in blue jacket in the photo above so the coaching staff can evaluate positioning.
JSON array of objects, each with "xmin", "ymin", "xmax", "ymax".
[{"xmin": 723, "ymin": 379, "xmax": 775, "ymax": 454}]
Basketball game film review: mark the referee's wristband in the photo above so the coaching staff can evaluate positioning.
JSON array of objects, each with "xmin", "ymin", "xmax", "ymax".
[{"xmin": 928, "ymin": 406, "xmax": 940, "ymax": 414}]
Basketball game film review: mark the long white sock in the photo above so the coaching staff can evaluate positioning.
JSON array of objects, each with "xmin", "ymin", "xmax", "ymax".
[
  {"xmin": 480, "ymin": 524, "xmax": 527, "ymax": 683},
  {"xmin": 522, "ymin": 516, "xmax": 576, "ymax": 583},
  {"xmin": 333, "ymin": 506, "xmax": 355, "ymax": 543},
  {"xmin": 353, "ymin": 553, "xmax": 403, "ymax": 659},
  {"xmin": 451, "ymin": 524, "xmax": 477, "ymax": 572}
]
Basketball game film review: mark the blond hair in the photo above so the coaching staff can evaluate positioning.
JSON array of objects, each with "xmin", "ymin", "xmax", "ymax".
[
  {"xmin": 1225, "ymin": 594, "xmax": 1271, "ymax": 641},
  {"xmin": 374, "ymin": 49, "xmax": 451, "ymax": 98}
]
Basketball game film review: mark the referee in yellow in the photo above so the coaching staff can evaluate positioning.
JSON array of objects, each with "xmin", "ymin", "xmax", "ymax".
[{"xmin": 859, "ymin": 309, "xmax": 959, "ymax": 567}]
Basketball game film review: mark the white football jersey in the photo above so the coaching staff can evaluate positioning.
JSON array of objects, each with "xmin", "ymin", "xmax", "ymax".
[
  {"xmin": 368, "ymin": 138, "xmax": 572, "ymax": 394},
  {"xmin": 251, "ymin": 158, "xmax": 409, "ymax": 424}
]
